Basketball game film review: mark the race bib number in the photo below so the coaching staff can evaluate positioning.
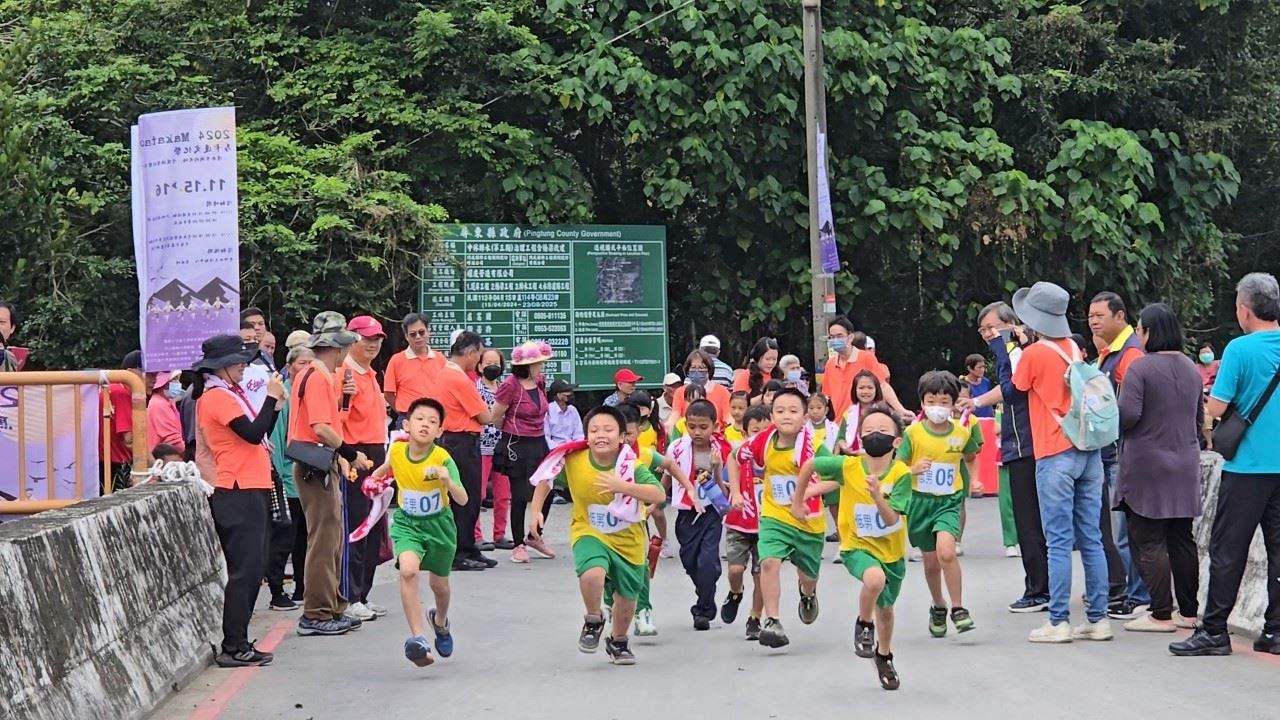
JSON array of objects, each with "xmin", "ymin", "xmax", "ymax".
[
  {"xmin": 853, "ymin": 503, "xmax": 901, "ymax": 538},
  {"xmin": 588, "ymin": 504, "xmax": 631, "ymax": 534},
  {"xmin": 918, "ymin": 463, "xmax": 959, "ymax": 496},
  {"xmin": 401, "ymin": 488, "xmax": 444, "ymax": 516},
  {"xmin": 754, "ymin": 482, "xmax": 764, "ymax": 510},
  {"xmin": 770, "ymin": 475, "xmax": 798, "ymax": 504}
]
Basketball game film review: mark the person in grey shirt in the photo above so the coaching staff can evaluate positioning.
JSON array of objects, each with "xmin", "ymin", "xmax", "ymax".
[{"xmin": 701, "ymin": 334, "xmax": 734, "ymax": 388}]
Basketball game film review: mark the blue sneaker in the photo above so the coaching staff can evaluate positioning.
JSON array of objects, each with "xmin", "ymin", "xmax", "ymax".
[
  {"xmin": 429, "ymin": 609, "xmax": 453, "ymax": 658},
  {"xmin": 404, "ymin": 635, "xmax": 434, "ymax": 667}
]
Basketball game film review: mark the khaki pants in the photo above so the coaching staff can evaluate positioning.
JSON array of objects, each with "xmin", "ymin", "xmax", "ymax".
[{"xmin": 295, "ymin": 463, "xmax": 347, "ymax": 620}]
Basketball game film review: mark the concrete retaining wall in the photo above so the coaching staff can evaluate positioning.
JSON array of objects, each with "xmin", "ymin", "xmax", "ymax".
[
  {"xmin": 1196, "ymin": 452, "xmax": 1268, "ymax": 637},
  {"xmin": 0, "ymin": 483, "xmax": 224, "ymax": 720}
]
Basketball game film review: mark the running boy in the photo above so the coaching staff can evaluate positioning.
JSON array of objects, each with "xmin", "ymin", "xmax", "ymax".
[
  {"xmin": 528, "ymin": 406, "xmax": 667, "ymax": 665},
  {"xmin": 745, "ymin": 388, "xmax": 831, "ymax": 648},
  {"xmin": 723, "ymin": 404, "xmax": 772, "ymax": 640},
  {"xmin": 368, "ymin": 398, "xmax": 469, "ymax": 668},
  {"xmin": 795, "ymin": 404, "xmax": 909, "ymax": 690},
  {"xmin": 898, "ymin": 370, "xmax": 983, "ymax": 637}
]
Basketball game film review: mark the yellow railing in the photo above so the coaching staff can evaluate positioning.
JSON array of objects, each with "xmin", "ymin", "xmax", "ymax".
[{"xmin": 0, "ymin": 370, "xmax": 149, "ymax": 515}]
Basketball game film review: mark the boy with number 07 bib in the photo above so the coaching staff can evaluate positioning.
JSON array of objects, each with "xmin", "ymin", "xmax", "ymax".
[{"xmin": 899, "ymin": 371, "xmax": 983, "ymax": 638}]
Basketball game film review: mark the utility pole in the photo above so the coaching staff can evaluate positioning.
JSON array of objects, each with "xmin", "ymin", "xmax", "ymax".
[{"xmin": 802, "ymin": 0, "xmax": 836, "ymax": 371}]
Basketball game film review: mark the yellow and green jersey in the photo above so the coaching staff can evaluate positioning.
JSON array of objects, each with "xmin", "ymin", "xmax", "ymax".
[
  {"xmin": 390, "ymin": 442, "xmax": 459, "ymax": 518},
  {"xmin": 897, "ymin": 420, "xmax": 983, "ymax": 496},
  {"xmin": 813, "ymin": 455, "xmax": 911, "ymax": 563},
  {"xmin": 558, "ymin": 450, "xmax": 663, "ymax": 565}
]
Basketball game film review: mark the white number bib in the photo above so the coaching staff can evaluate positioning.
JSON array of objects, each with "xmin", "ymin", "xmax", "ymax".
[
  {"xmin": 770, "ymin": 475, "xmax": 798, "ymax": 504},
  {"xmin": 918, "ymin": 463, "xmax": 959, "ymax": 496},
  {"xmin": 853, "ymin": 503, "xmax": 901, "ymax": 538},
  {"xmin": 401, "ymin": 488, "xmax": 444, "ymax": 517},
  {"xmin": 588, "ymin": 504, "xmax": 631, "ymax": 534}
]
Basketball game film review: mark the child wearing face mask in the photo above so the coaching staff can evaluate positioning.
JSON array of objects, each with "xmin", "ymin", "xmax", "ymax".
[
  {"xmin": 897, "ymin": 371, "xmax": 983, "ymax": 639},
  {"xmin": 795, "ymin": 404, "xmax": 910, "ymax": 690}
]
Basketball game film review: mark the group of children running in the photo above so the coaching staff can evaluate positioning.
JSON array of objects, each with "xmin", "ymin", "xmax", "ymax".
[{"xmin": 367, "ymin": 349, "xmax": 985, "ymax": 692}]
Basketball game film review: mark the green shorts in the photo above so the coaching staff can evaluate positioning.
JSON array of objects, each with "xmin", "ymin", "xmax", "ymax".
[
  {"xmin": 390, "ymin": 508, "xmax": 457, "ymax": 577},
  {"xmin": 905, "ymin": 494, "xmax": 963, "ymax": 552},
  {"xmin": 841, "ymin": 549, "xmax": 906, "ymax": 608},
  {"xmin": 725, "ymin": 528, "xmax": 761, "ymax": 574},
  {"xmin": 757, "ymin": 518, "xmax": 824, "ymax": 579},
  {"xmin": 605, "ymin": 571, "xmax": 652, "ymax": 611},
  {"xmin": 574, "ymin": 537, "xmax": 647, "ymax": 602}
]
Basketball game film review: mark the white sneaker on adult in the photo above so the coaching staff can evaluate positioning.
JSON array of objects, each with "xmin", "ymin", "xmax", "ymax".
[
  {"xmin": 908, "ymin": 547, "xmax": 923, "ymax": 563},
  {"xmin": 1125, "ymin": 614, "xmax": 1176, "ymax": 633},
  {"xmin": 1028, "ymin": 620, "xmax": 1072, "ymax": 643},
  {"xmin": 1005, "ymin": 545, "xmax": 1021, "ymax": 558},
  {"xmin": 365, "ymin": 602, "xmax": 389, "ymax": 618},
  {"xmin": 1072, "ymin": 618, "xmax": 1114, "ymax": 641},
  {"xmin": 660, "ymin": 539, "xmax": 676, "ymax": 559},
  {"xmin": 345, "ymin": 602, "xmax": 376, "ymax": 622}
]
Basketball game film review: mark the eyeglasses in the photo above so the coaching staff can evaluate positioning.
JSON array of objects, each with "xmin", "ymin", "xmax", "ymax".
[{"xmin": 406, "ymin": 330, "xmax": 428, "ymax": 338}]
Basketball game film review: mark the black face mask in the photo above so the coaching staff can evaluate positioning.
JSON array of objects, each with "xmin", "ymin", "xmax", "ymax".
[
  {"xmin": 861, "ymin": 431, "xmax": 896, "ymax": 458},
  {"xmin": 482, "ymin": 365, "xmax": 502, "ymax": 381}
]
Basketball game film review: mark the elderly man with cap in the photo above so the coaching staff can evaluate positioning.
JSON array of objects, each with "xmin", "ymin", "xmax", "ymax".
[
  {"xmin": 701, "ymin": 334, "xmax": 734, "ymax": 388},
  {"xmin": 187, "ymin": 334, "xmax": 287, "ymax": 666},
  {"xmin": 604, "ymin": 368, "xmax": 642, "ymax": 407},
  {"xmin": 290, "ymin": 311, "xmax": 370, "ymax": 637},
  {"xmin": 1011, "ymin": 282, "xmax": 1111, "ymax": 644},
  {"xmin": 340, "ymin": 315, "xmax": 392, "ymax": 621},
  {"xmin": 544, "ymin": 378, "xmax": 583, "ymax": 451},
  {"xmin": 657, "ymin": 372, "xmax": 682, "ymax": 426}
]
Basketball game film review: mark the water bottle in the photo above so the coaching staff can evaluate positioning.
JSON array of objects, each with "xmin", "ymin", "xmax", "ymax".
[{"xmin": 699, "ymin": 468, "xmax": 731, "ymax": 514}]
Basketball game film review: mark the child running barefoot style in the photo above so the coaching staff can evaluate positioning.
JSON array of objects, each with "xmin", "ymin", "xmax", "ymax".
[
  {"xmin": 794, "ymin": 404, "xmax": 910, "ymax": 690},
  {"xmin": 899, "ymin": 371, "xmax": 983, "ymax": 638},
  {"xmin": 745, "ymin": 388, "xmax": 832, "ymax": 648},
  {"xmin": 528, "ymin": 406, "xmax": 668, "ymax": 665},
  {"xmin": 722, "ymin": 404, "xmax": 773, "ymax": 640},
  {"xmin": 368, "ymin": 398, "xmax": 469, "ymax": 668}
]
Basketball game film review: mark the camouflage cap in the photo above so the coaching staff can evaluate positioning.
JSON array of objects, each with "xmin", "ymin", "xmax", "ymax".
[{"xmin": 307, "ymin": 311, "xmax": 359, "ymax": 348}]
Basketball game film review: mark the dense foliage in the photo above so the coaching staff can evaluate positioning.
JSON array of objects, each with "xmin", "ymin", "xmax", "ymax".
[{"xmin": 2, "ymin": 0, "xmax": 1276, "ymax": 396}]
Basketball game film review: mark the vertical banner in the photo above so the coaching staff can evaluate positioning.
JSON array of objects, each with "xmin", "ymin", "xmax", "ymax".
[
  {"xmin": 816, "ymin": 130, "xmax": 841, "ymax": 274},
  {"xmin": 0, "ymin": 385, "xmax": 101, "ymax": 502},
  {"xmin": 132, "ymin": 107, "xmax": 241, "ymax": 372}
]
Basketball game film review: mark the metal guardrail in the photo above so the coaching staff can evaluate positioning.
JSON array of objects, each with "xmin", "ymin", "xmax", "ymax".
[{"xmin": 0, "ymin": 370, "xmax": 150, "ymax": 514}]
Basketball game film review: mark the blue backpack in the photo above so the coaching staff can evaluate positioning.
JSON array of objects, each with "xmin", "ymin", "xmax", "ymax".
[{"xmin": 1040, "ymin": 340, "xmax": 1120, "ymax": 451}]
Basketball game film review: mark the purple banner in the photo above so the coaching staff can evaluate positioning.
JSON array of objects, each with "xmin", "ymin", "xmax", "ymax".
[
  {"xmin": 0, "ymin": 384, "xmax": 101, "ymax": 503},
  {"xmin": 132, "ymin": 107, "xmax": 241, "ymax": 373},
  {"xmin": 816, "ymin": 130, "xmax": 841, "ymax": 274}
]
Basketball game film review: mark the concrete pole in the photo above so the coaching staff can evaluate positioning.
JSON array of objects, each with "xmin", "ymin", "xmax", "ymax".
[{"xmin": 802, "ymin": 0, "xmax": 835, "ymax": 371}]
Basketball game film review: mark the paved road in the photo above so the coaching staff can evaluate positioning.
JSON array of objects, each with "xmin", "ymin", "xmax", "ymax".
[{"xmin": 155, "ymin": 499, "xmax": 1280, "ymax": 720}]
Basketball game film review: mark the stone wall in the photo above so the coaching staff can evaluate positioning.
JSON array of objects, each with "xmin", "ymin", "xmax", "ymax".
[
  {"xmin": 1196, "ymin": 452, "xmax": 1268, "ymax": 637},
  {"xmin": 0, "ymin": 483, "xmax": 223, "ymax": 720}
]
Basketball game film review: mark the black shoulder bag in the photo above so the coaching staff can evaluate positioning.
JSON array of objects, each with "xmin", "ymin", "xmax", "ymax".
[
  {"xmin": 1213, "ymin": 364, "xmax": 1280, "ymax": 461},
  {"xmin": 284, "ymin": 368, "xmax": 338, "ymax": 474}
]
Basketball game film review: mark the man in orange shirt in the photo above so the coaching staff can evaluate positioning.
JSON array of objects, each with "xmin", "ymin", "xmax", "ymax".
[
  {"xmin": 339, "ymin": 315, "xmax": 391, "ymax": 621},
  {"xmin": 383, "ymin": 312, "xmax": 446, "ymax": 419},
  {"xmin": 290, "ymin": 311, "xmax": 368, "ymax": 637},
  {"xmin": 428, "ymin": 329, "xmax": 494, "ymax": 571},
  {"xmin": 822, "ymin": 316, "xmax": 908, "ymax": 420},
  {"xmin": 1012, "ymin": 282, "xmax": 1110, "ymax": 644}
]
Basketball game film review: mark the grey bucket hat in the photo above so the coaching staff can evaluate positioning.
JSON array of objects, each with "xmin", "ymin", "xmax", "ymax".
[
  {"xmin": 307, "ymin": 311, "xmax": 359, "ymax": 349},
  {"xmin": 1012, "ymin": 282, "xmax": 1072, "ymax": 339}
]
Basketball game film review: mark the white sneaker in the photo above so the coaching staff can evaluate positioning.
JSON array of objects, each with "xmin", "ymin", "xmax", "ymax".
[
  {"xmin": 633, "ymin": 609, "xmax": 658, "ymax": 636},
  {"xmin": 365, "ymin": 602, "xmax": 389, "ymax": 618},
  {"xmin": 955, "ymin": 543, "xmax": 965, "ymax": 557},
  {"xmin": 345, "ymin": 602, "xmax": 376, "ymax": 622},
  {"xmin": 1072, "ymin": 618, "xmax": 1114, "ymax": 641},
  {"xmin": 1005, "ymin": 545, "xmax": 1021, "ymax": 558},
  {"xmin": 908, "ymin": 547, "xmax": 923, "ymax": 563},
  {"xmin": 1124, "ymin": 614, "xmax": 1175, "ymax": 633},
  {"xmin": 1028, "ymin": 620, "xmax": 1072, "ymax": 643},
  {"xmin": 660, "ymin": 539, "xmax": 676, "ymax": 559}
]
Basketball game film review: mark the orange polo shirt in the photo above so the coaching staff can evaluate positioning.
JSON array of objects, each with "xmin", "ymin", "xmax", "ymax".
[
  {"xmin": 823, "ymin": 350, "xmax": 890, "ymax": 420},
  {"xmin": 383, "ymin": 347, "xmax": 446, "ymax": 414},
  {"xmin": 198, "ymin": 389, "xmax": 272, "ymax": 490},
  {"xmin": 430, "ymin": 363, "xmax": 488, "ymax": 433},
  {"xmin": 290, "ymin": 361, "xmax": 342, "ymax": 444},
  {"xmin": 338, "ymin": 357, "xmax": 388, "ymax": 445},
  {"xmin": 1013, "ymin": 338, "xmax": 1076, "ymax": 460},
  {"xmin": 670, "ymin": 381, "xmax": 732, "ymax": 428}
]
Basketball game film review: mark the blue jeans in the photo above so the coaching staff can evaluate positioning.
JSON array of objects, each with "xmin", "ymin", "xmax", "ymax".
[
  {"xmin": 1105, "ymin": 462, "xmax": 1151, "ymax": 606},
  {"xmin": 1036, "ymin": 448, "xmax": 1109, "ymax": 624}
]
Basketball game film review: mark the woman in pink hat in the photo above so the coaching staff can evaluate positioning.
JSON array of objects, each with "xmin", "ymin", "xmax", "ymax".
[
  {"xmin": 491, "ymin": 340, "xmax": 555, "ymax": 563},
  {"xmin": 147, "ymin": 370, "xmax": 186, "ymax": 457}
]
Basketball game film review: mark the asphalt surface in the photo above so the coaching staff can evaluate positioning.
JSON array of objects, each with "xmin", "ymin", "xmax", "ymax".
[{"xmin": 154, "ymin": 498, "xmax": 1280, "ymax": 720}]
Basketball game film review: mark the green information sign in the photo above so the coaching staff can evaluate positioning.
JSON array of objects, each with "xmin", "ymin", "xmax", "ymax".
[{"xmin": 420, "ymin": 224, "xmax": 669, "ymax": 390}]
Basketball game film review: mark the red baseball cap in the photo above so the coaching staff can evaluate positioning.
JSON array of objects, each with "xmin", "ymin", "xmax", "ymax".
[
  {"xmin": 347, "ymin": 315, "xmax": 386, "ymax": 338},
  {"xmin": 614, "ymin": 368, "xmax": 643, "ymax": 384}
]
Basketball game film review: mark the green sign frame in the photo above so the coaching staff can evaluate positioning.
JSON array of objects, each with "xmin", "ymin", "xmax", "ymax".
[{"xmin": 420, "ymin": 224, "xmax": 669, "ymax": 390}]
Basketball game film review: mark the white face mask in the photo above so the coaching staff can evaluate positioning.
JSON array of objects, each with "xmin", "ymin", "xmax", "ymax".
[{"xmin": 924, "ymin": 405, "xmax": 951, "ymax": 424}]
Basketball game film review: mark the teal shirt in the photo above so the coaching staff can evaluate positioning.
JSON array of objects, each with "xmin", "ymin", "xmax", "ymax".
[
  {"xmin": 270, "ymin": 380, "xmax": 297, "ymax": 497},
  {"xmin": 1211, "ymin": 329, "xmax": 1280, "ymax": 474}
]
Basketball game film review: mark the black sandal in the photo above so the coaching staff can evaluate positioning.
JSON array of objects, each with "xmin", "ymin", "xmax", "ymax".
[{"xmin": 874, "ymin": 645, "xmax": 900, "ymax": 691}]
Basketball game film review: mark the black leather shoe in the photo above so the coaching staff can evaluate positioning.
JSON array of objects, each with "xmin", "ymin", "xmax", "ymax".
[
  {"xmin": 1169, "ymin": 628, "xmax": 1231, "ymax": 656},
  {"xmin": 452, "ymin": 558, "xmax": 488, "ymax": 572},
  {"xmin": 1253, "ymin": 632, "xmax": 1280, "ymax": 654}
]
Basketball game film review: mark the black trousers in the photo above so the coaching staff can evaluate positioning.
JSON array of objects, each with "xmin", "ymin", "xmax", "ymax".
[
  {"xmin": 1203, "ymin": 471, "xmax": 1280, "ymax": 635},
  {"xmin": 1124, "ymin": 509, "xmax": 1198, "ymax": 621},
  {"xmin": 265, "ymin": 518, "xmax": 294, "ymax": 597},
  {"xmin": 288, "ymin": 496, "xmax": 308, "ymax": 599},
  {"xmin": 210, "ymin": 488, "xmax": 269, "ymax": 654},
  {"xmin": 676, "ymin": 509, "xmax": 723, "ymax": 620},
  {"xmin": 440, "ymin": 432, "xmax": 483, "ymax": 561},
  {"xmin": 1099, "ymin": 469, "xmax": 1128, "ymax": 601},
  {"xmin": 1007, "ymin": 457, "xmax": 1049, "ymax": 600},
  {"xmin": 344, "ymin": 443, "xmax": 387, "ymax": 604}
]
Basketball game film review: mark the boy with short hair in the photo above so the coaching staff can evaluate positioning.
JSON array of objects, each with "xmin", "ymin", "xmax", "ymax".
[
  {"xmin": 795, "ymin": 404, "xmax": 910, "ymax": 690},
  {"xmin": 368, "ymin": 398, "xmax": 469, "ymax": 667},
  {"xmin": 745, "ymin": 388, "xmax": 832, "ymax": 648},
  {"xmin": 899, "ymin": 371, "xmax": 983, "ymax": 637},
  {"xmin": 722, "ymin": 404, "xmax": 772, "ymax": 640}
]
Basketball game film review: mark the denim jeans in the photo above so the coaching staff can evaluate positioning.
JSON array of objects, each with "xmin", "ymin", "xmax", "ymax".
[
  {"xmin": 1105, "ymin": 462, "xmax": 1151, "ymax": 606},
  {"xmin": 1036, "ymin": 448, "xmax": 1109, "ymax": 624}
]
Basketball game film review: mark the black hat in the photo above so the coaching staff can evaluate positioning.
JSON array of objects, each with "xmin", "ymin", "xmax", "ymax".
[
  {"xmin": 625, "ymin": 389, "xmax": 654, "ymax": 407},
  {"xmin": 549, "ymin": 379, "xmax": 576, "ymax": 395},
  {"xmin": 121, "ymin": 350, "xmax": 143, "ymax": 370},
  {"xmin": 188, "ymin": 334, "xmax": 257, "ymax": 374}
]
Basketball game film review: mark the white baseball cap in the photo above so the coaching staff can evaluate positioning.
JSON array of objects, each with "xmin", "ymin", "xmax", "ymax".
[
  {"xmin": 865, "ymin": 335, "xmax": 877, "ymax": 350},
  {"xmin": 699, "ymin": 334, "xmax": 721, "ymax": 351},
  {"xmin": 662, "ymin": 372, "xmax": 682, "ymax": 386}
]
